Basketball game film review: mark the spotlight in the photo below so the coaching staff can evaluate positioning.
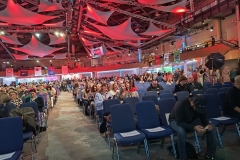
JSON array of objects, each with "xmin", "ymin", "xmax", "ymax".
[
  {"xmin": 202, "ymin": 21, "xmax": 205, "ymax": 25},
  {"xmin": 6, "ymin": 61, "xmax": 9, "ymax": 64},
  {"xmin": 35, "ymin": 33, "xmax": 40, "ymax": 38},
  {"xmin": 128, "ymin": 53, "xmax": 130, "ymax": 56},
  {"xmin": 0, "ymin": 31, "xmax": 4, "ymax": 35},
  {"xmin": 55, "ymin": 31, "xmax": 59, "ymax": 36},
  {"xmin": 210, "ymin": 27, "xmax": 213, "ymax": 32},
  {"xmin": 60, "ymin": 33, "xmax": 64, "ymax": 37},
  {"xmin": 36, "ymin": 60, "xmax": 39, "ymax": 63},
  {"xmin": 49, "ymin": 60, "xmax": 52, "ymax": 62}
]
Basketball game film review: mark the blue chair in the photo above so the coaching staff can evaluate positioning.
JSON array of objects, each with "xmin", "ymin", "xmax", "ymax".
[
  {"xmin": 20, "ymin": 102, "xmax": 40, "ymax": 143},
  {"xmin": 224, "ymin": 82, "xmax": 232, "ymax": 86},
  {"xmin": 206, "ymin": 88, "xmax": 219, "ymax": 104},
  {"xmin": 202, "ymin": 94, "xmax": 240, "ymax": 147},
  {"xmin": 160, "ymin": 90, "xmax": 171, "ymax": 94},
  {"xmin": 219, "ymin": 87, "xmax": 229, "ymax": 93},
  {"xmin": 145, "ymin": 91, "xmax": 158, "ymax": 97},
  {"xmin": 142, "ymin": 95, "xmax": 158, "ymax": 105},
  {"xmin": 138, "ymin": 90, "xmax": 146, "ymax": 101},
  {"xmin": 111, "ymin": 104, "xmax": 150, "ymax": 160},
  {"xmin": 103, "ymin": 99, "xmax": 120, "ymax": 148},
  {"xmin": 176, "ymin": 91, "xmax": 189, "ymax": 100},
  {"xmin": 203, "ymin": 86, "xmax": 208, "ymax": 92},
  {"xmin": 209, "ymin": 85, "xmax": 221, "ymax": 89},
  {"xmin": 37, "ymin": 94, "xmax": 48, "ymax": 117},
  {"xmin": 191, "ymin": 90, "xmax": 204, "ymax": 96},
  {"xmin": 221, "ymin": 84, "xmax": 231, "ymax": 88},
  {"xmin": 136, "ymin": 101, "xmax": 176, "ymax": 158},
  {"xmin": 0, "ymin": 117, "xmax": 23, "ymax": 160},
  {"xmin": 160, "ymin": 93, "xmax": 175, "ymax": 99},
  {"xmin": 123, "ymin": 97, "xmax": 140, "ymax": 114},
  {"xmin": 214, "ymin": 83, "xmax": 222, "ymax": 86},
  {"xmin": 158, "ymin": 98, "xmax": 202, "ymax": 153}
]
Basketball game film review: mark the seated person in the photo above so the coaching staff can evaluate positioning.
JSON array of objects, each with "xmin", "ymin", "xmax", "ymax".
[
  {"xmin": 169, "ymin": 95, "xmax": 217, "ymax": 160},
  {"xmin": 147, "ymin": 79, "xmax": 164, "ymax": 93},
  {"xmin": 187, "ymin": 76, "xmax": 203, "ymax": 91},
  {"xmin": 173, "ymin": 76, "xmax": 191, "ymax": 95},
  {"xmin": 0, "ymin": 92, "xmax": 16, "ymax": 117},
  {"xmin": 225, "ymin": 75, "xmax": 240, "ymax": 119},
  {"xmin": 26, "ymin": 89, "xmax": 44, "ymax": 112},
  {"xmin": 9, "ymin": 90, "xmax": 23, "ymax": 108}
]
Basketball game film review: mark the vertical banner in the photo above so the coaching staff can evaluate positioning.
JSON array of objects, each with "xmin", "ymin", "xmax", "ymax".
[
  {"xmin": 62, "ymin": 66, "xmax": 68, "ymax": 75},
  {"xmin": 164, "ymin": 53, "xmax": 169, "ymax": 65},
  {"xmin": 48, "ymin": 66, "xmax": 55, "ymax": 75},
  {"xmin": 174, "ymin": 50, "xmax": 180, "ymax": 63},
  {"xmin": 34, "ymin": 67, "xmax": 42, "ymax": 76},
  {"xmin": 20, "ymin": 70, "xmax": 28, "ymax": 76},
  {"xmin": 6, "ymin": 68, "xmax": 14, "ymax": 77},
  {"xmin": 155, "ymin": 56, "xmax": 160, "ymax": 66}
]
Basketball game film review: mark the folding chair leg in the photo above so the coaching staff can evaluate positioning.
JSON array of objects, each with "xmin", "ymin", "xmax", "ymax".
[
  {"xmin": 31, "ymin": 137, "xmax": 34, "ymax": 160},
  {"xmin": 107, "ymin": 128, "xmax": 111, "ymax": 149},
  {"xmin": 216, "ymin": 127, "xmax": 223, "ymax": 148},
  {"xmin": 114, "ymin": 139, "xmax": 120, "ymax": 160},
  {"xmin": 137, "ymin": 142, "xmax": 141, "ymax": 154},
  {"xmin": 143, "ymin": 138, "xmax": 150, "ymax": 160},
  {"xmin": 235, "ymin": 123, "xmax": 240, "ymax": 137},
  {"xmin": 221, "ymin": 125, "xmax": 226, "ymax": 136},
  {"xmin": 170, "ymin": 134, "xmax": 177, "ymax": 159},
  {"xmin": 160, "ymin": 138, "xmax": 165, "ymax": 148},
  {"xmin": 112, "ymin": 139, "xmax": 115, "ymax": 159},
  {"xmin": 194, "ymin": 131, "xmax": 201, "ymax": 153}
]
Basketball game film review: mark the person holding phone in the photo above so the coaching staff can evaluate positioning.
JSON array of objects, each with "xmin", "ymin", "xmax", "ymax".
[{"xmin": 169, "ymin": 95, "xmax": 217, "ymax": 160}]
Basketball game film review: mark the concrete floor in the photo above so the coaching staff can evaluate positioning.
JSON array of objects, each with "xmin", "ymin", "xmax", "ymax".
[{"xmin": 22, "ymin": 92, "xmax": 240, "ymax": 160}]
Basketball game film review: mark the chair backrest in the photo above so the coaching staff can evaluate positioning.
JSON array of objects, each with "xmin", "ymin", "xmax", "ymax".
[
  {"xmin": 37, "ymin": 94, "xmax": 47, "ymax": 107},
  {"xmin": 221, "ymin": 84, "xmax": 231, "ymax": 88},
  {"xmin": 202, "ymin": 94, "xmax": 221, "ymax": 118},
  {"xmin": 218, "ymin": 92, "xmax": 227, "ymax": 115},
  {"xmin": 0, "ymin": 117, "xmax": 23, "ymax": 154},
  {"xmin": 224, "ymin": 82, "xmax": 232, "ymax": 85},
  {"xmin": 103, "ymin": 99, "xmax": 120, "ymax": 114},
  {"xmin": 110, "ymin": 104, "xmax": 136, "ymax": 134},
  {"xmin": 209, "ymin": 85, "xmax": 220, "ymax": 89},
  {"xmin": 191, "ymin": 90, "xmax": 204, "ymax": 97},
  {"xmin": 176, "ymin": 91, "xmax": 189, "ymax": 100},
  {"xmin": 219, "ymin": 87, "xmax": 229, "ymax": 93},
  {"xmin": 142, "ymin": 95, "xmax": 158, "ymax": 105},
  {"xmin": 206, "ymin": 88, "xmax": 219, "ymax": 99},
  {"xmin": 158, "ymin": 98, "xmax": 176, "ymax": 126},
  {"xmin": 160, "ymin": 90, "xmax": 171, "ymax": 94},
  {"xmin": 123, "ymin": 97, "xmax": 140, "ymax": 114},
  {"xmin": 214, "ymin": 83, "xmax": 222, "ymax": 86},
  {"xmin": 160, "ymin": 93, "xmax": 175, "ymax": 99},
  {"xmin": 145, "ymin": 91, "xmax": 158, "ymax": 97},
  {"xmin": 20, "ymin": 102, "xmax": 39, "ymax": 119},
  {"xmin": 136, "ymin": 101, "xmax": 160, "ymax": 129}
]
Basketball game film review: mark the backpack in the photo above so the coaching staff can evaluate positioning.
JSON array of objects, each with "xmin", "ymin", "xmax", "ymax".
[{"xmin": 167, "ymin": 142, "xmax": 198, "ymax": 159}]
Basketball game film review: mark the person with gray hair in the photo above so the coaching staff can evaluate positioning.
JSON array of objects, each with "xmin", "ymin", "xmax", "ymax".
[{"xmin": 225, "ymin": 75, "xmax": 240, "ymax": 119}]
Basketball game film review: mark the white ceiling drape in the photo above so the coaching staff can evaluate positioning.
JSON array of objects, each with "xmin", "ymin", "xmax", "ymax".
[
  {"xmin": 150, "ymin": 0, "xmax": 187, "ymax": 13},
  {"xmin": 140, "ymin": 23, "xmax": 172, "ymax": 36},
  {"xmin": 89, "ymin": 18, "xmax": 146, "ymax": 40},
  {"xmin": 0, "ymin": 34, "xmax": 22, "ymax": 45},
  {"xmin": 38, "ymin": 0, "xmax": 64, "ymax": 12},
  {"xmin": 53, "ymin": 53, "xmax": 67, "ymax": 59},
  {"xmin": 138, "ymin": 0, "xmax": 175, "ymax": 5},
  {"xmin": 13, "ymin": 54, "xmax": 29, "ymax": 60},
  {"xmin": 81, "ymin": 37, "xmax": 100, "ymax": 46},
  {"xmin": 0, "ymin": 0, "xmax": 57, "ymax": 25},
  {"xmin": 11, "ymin": 35, "xmax": 64, "ymax": 58},
  {"xmin": 43, "ymin": 21, "xmax": 65, "ymax": 27},
  {"xmin": 86, "ymin": 4, "xmax": 114, "ymax": 25},
  {"xmin": 49, "ymin": 34, "xmax": 66, "ymax": 45}
]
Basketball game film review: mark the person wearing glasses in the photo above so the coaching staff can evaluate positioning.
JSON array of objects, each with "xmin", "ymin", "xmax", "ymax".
[
  {"xmin": 9, "ymin": 90, "xmax": 23, "ymax": 108},
  {"xmin": 187, "ymin": 76, "xmax": 203, "ymax": 92}
]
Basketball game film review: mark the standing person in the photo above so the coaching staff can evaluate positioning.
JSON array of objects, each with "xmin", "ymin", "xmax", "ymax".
[
  {"xmin": 212, "ymin": 69, "xmax": 218, "ymax": 84},
  {"xmin": 203, "ymin": 69, "xmax": 210, "ymax": 83},
  {"xmin": 192, "ymin": 70, "xmax": 198, "ymax": 82},
  {"xmin": 222, "ymin": 66, "xmax": 230, "ymax": 83},
  {"xmin": 198, "ymin": 69, "xmax": 204, "ymax": 85},
  {"xmin": 169, "ymin": 95, "xmax": 217, "ymax": 160},
  {"xmin": 211, "ymin": 36, "xmax": 215, "ymax": 46}
]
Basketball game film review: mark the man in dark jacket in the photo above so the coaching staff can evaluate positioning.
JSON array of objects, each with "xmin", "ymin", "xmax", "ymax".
[
  {"xmin": 187, "ymin": 76, "xmax": 203, "ymax": 91},
  {"xmin": 146, "ymin": 79, "xmax": 164, "ymax": 93},
  {"xmin": 169, "ymin": 95, "xmax": 216, "ymax": 160}
]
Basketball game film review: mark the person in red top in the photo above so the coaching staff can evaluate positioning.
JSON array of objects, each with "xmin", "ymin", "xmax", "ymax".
[
  {"xmin": 192, "ymin": 70, "xmax": 198, "ymax": 82},
  {"xmin": 129, "ymin": 79, "xmax": 138, "ymax": 92}
]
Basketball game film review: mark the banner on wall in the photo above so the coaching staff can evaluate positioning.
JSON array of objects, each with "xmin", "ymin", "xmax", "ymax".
[
  {"xmin": 48, "ymin": 66, "xmax": 55, "ymax": 75},
  {"xmin": 34, "ymin": 67, "xmax": 42, "ymax": 76},
  {"xmin": 6, "ymin": 68, "xmax": 13, "ymax": 77},
  {"xmin": 174, "ymin": 50, "xmax": 180, "ymax": 63},
  {"xmin": 155, "ymin": 56, "xmax": 160, "ymax": 66},
  {"xmin": 20, "ymin": 70, "xmax": 28, "ymax": 76},
  {"xmin": 164, "ymin": 53, "xmax": 169, "ymax": 65},
  {"xmin": 62, "ymin": 66, "xmax": 68, "ymax": 75}
]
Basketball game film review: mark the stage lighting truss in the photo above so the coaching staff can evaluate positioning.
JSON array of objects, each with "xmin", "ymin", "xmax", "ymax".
[{"xmin": 0, "ymin": 26, "xmax": 67, "ymax": 33}]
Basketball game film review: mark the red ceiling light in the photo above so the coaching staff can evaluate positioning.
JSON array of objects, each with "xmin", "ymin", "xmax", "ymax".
[{"xmin": 172, "ymin": 7, "xmax": 187, "ymax": 13}]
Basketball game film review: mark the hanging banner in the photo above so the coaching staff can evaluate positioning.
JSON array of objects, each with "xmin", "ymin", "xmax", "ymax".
[
  {"xmin": 155, "ymin": 56, "xmax": 160, "ymax": 66},
  {"xmin": 48, "ymin": 66, "xmax": 55, "ymax": 75},
  {"xmin": 6, "ymin": 68, "xmax": 14, "ymax": 77},
  {"xmin": 164, "ymin": 53, "xmax": 169, "ymax": 65},
  {"xmin": 34, "ymin": 67, "xmax": 42, "ymax": 76},
  {"xmin": 20, "ymin": 70, "xmax": 28, "ymax": 76},
  {"xmin": 174, "ymin": 50, "xmax": 180, "ymax": 63},
  {"xmin": 62, "ymin": 66, "xmax": 68, "ymax": 75}
]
